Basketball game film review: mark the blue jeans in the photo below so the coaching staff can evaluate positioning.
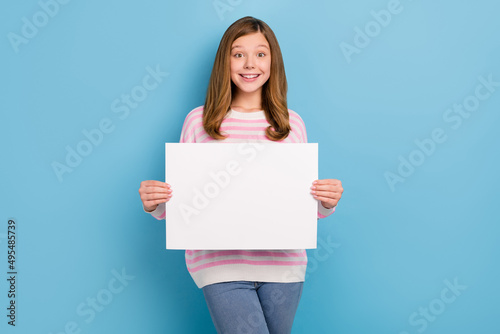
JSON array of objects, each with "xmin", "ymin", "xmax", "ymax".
[{"xmin": 202, "ymin": 280, "xmax": 304, "ymax": 334}]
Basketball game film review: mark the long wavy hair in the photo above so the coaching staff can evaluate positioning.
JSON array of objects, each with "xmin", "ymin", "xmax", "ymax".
[{"xmin": 203, "ymin": 16, "xmax": 290, "ymax": 141}]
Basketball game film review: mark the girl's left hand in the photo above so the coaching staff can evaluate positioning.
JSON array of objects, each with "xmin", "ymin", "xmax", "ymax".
[{"xmin": 311, "ymin": 179, "xmax": 343, "ymax": 209}]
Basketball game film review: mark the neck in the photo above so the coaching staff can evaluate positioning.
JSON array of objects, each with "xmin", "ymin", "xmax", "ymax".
[{"xmin": 231, "ymin": 88, "xmax": 263, "ymax": 112}]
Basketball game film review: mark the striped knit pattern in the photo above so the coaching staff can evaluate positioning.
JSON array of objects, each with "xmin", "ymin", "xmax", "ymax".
[{"xmin": 147, "ymin": 106, "xmax": 336, "ymax": 288}]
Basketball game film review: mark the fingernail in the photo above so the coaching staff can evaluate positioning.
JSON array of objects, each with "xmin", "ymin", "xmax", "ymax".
[{"xmin": 313, "ymin": 181, "xmax": 317, "ymax": 185}]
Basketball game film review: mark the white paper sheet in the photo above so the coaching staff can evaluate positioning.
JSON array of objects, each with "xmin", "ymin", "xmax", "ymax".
[{"xmin": 165, "ymin": 143, "xmax": 318, "ymax": 250}]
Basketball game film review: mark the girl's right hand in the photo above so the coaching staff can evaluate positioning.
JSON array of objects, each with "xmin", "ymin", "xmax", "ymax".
[{"xmin": 138, "ymin": 180, "xmax": 172, "ymax": 212}]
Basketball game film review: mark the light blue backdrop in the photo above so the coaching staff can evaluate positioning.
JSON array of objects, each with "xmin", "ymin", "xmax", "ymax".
[{"xmin": 1, "ymin": 0, "xmax": 499, "ymax": 333}]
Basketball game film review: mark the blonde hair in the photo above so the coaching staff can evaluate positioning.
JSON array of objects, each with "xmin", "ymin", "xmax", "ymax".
[{"xmin": 203, "ymin": 16, "xmax": 291, "ymax": 141}]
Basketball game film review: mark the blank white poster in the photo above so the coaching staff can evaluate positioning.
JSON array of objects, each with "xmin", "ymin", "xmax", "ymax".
[{"xmin": 165, "ymin": 142, "xmax": 318, "ymax": 250}]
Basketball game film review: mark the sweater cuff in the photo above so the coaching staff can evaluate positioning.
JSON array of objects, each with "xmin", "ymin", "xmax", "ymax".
[
  {"xmin": 143, "ymin": 202, "xmax": 166, "ymax": 220},
  {"xmin": 317, "ymin": 201, "xmax": 336, "ymax": 219}
]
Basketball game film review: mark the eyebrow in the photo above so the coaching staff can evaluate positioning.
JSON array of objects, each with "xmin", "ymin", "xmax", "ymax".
[{"xmin": 231, "ymin": 44, "xmax": 270, "ymax": 50}]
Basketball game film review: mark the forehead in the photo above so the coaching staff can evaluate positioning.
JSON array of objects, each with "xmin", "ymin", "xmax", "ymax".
[{"xmin": 231, "ymin": 32, "xmax": 269, "ymax": 49}]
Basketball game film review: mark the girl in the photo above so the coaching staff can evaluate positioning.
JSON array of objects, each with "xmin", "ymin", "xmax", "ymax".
[{"xmin": 139, "ymin": 16, "xmax": 343, "ymax": 333}]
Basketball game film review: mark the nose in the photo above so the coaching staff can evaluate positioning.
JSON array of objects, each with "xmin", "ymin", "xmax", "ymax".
[{"xmin": 244, "ymin": 56, "xmax": 255, "ymax": 69}]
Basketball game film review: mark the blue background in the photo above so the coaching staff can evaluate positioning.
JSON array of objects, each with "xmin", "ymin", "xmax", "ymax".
[{"xmin": 1, "ymin": 0, "xmax": 499, "ymax": 333}]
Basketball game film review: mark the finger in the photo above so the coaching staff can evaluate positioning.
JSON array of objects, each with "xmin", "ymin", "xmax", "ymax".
[
  {"xmin": 146, "ymin": 193, "xmax": 173, "ymax": 204},
  {"xmin": 141, "ymin": 186, "xmax": 172, "ymax": 194},
  {"xmin": 142, "ymin": 193, "xmax": 170, "ymax": 201},
  {"xmin": 312, "ymin": 179, "xmax": 341, "ymax": 186},
  {"xmin": 312, "ymin": 194, "xmax": 337, "ymax": 206},
  {"xmin": 320, "ymin": 201, "xmax": 336, "ymax": 209},
  {"xmin": 311, "ymin": 186, "xmax": 343, "ymax": 196},
  {"xmin": 311, "ymin": 190, "xmax": 342, "ymax": 200},
  {"xmin": 311, "ymin": 184, "xmax": 342, "ymax": 192},
  {"xmin": 141, "ymin": 180, "xmax": 170, "ymax": 188},
  {"xmin": 145, "ymin": 197, "xmax": 172, "ymax": 207}
]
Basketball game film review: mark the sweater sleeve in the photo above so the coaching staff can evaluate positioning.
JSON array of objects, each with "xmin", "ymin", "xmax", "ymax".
[
  {"xmin": 290, "ymin": 110, "xmax": 336, "ymax": 220},
  {"xmin": 144, "ymin": 107, "xmax": 200, "ymax": 220},
  {"xmin": 143, "ymin": 203, "xmax": 165, "ymax": 220}
]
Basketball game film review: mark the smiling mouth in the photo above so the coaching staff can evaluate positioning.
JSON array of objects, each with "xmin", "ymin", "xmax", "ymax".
[{"xmin": 240, "ymin": 74, "xmax": 260, "ymax": 79}]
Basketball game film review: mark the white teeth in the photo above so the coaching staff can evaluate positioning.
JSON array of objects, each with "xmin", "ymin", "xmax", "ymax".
[{"xmin": 242, "ymin": 74, "xmax": 259, "ymax": 79}]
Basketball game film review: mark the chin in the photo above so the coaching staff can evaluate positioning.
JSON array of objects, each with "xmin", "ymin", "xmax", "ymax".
[
  {"xmin": 235, "ymin": 82, "xmax": 265, "ymax": 93},
  {"xmin": 238, "ymin": 87, "xmax": 262, "ymax": 94}
]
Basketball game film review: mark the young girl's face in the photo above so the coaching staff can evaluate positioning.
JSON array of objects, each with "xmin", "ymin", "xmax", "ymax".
[{"xmin": 230, "ymin": 32, "xmax": 271, "ymax": 96}]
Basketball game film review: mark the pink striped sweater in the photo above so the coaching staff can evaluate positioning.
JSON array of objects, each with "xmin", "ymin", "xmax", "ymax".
[{"xmin": 145, "ymin": 106, "xmax": 336, "ymax": 288}]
